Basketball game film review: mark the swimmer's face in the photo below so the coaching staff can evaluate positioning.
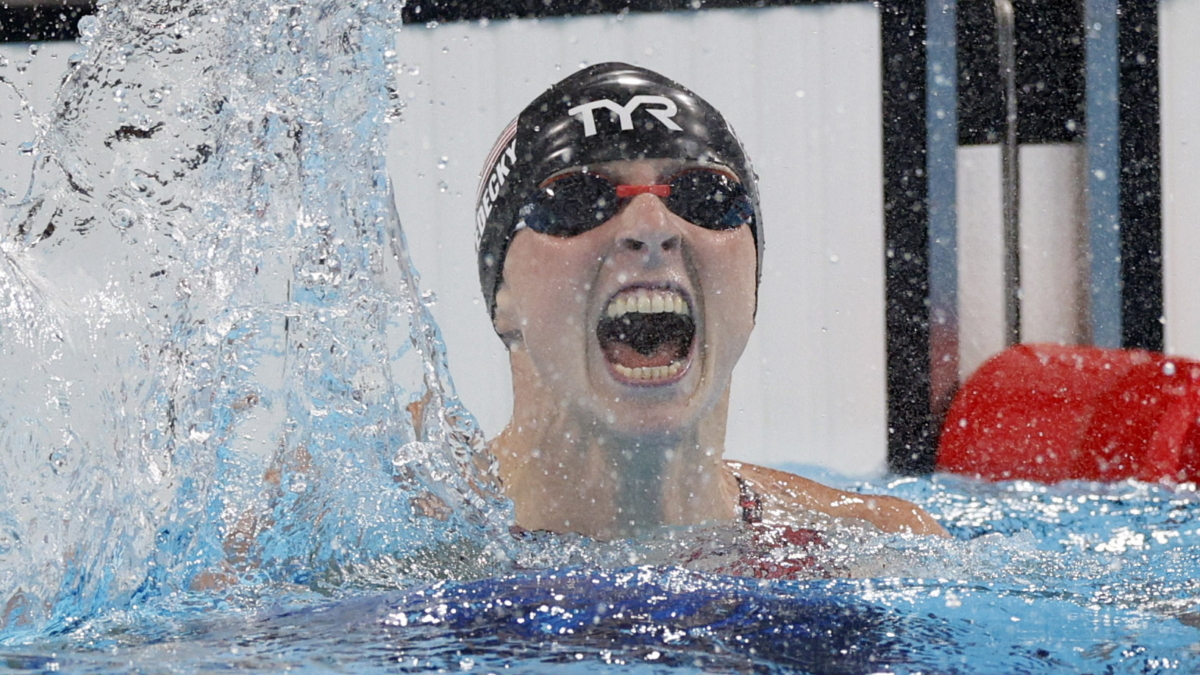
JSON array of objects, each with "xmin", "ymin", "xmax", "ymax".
[{"xmin": 494, "ymin": 158, "xmax": 757, "ymax": 436}]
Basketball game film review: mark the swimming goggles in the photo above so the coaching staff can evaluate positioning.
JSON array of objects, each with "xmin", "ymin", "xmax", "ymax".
[{"xmin": 515, "ymin": 167, "xmax": 754, "ymax": 237}]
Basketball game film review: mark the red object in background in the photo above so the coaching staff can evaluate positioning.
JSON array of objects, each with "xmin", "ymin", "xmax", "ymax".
[{"xmin": 937, "ymin": 344, "xmax": 1200, "ymax": 483}]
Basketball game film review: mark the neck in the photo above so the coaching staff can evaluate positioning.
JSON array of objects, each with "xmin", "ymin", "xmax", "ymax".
[{"xmin": 492, "ymin": 368, "xmax": 738, "ymax": 539}]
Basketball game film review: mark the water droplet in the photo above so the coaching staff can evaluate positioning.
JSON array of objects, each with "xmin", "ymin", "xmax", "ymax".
[
  {"xmin": 1164, "ymin": 361, "xmax": 1176, "ymax": 376},
  {"xmin": 0, "ymin": 520, "xmax": 20, "ymax": 556},
  {"xmin": 441, "ymin": 46, "xmax": 449, "ymax": 54},
  {"xmin": 142, "ymin": 87, "xmax": 167, "ymax": 107},
  {"xmin": 829, "ymin": 254, "xmax": 839, "ymax": 263},
  {"xmin": 78, "ymin": 15, "xmax": 98, "ymax": 40},
  {"xmin": 28, "ymin": 44, "xmax": 39, "ymax": 57},
  {"xmin": 48, "ymin": 448, "xmax": 68, "ymax": 474},
  {"xmin": 437, "ymin": 180, "xmax": 448, "ymax": 193},
  {"xmin": 421, "ymin": 289, "xmax": 438, "ymax": 306},
  {"xmin": 17, "ymin": 141, "xmax": 35, "ymax": 155},
  {"xmin": 113, "ymin": 208, "xmax": 136, "ymax": 229},
  {"xmin": 406, "ymin": 64, "xmax": 420, "ymax": 75},
  {"xmin": 437, "ymin": 156, "xmax": 448, "ymax": 170},
  {"xmin": 1093, "ymin": 169, "xmax": 1107, "ymax": 181},
  {"xmin": 146, "ymin": 35, "xmax": 171, "ymax": 53}
]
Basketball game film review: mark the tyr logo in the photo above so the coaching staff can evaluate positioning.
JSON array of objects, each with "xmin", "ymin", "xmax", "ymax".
[{"xmin": 568, "ymin": 95, "xmax": 683, "ymax": 137}]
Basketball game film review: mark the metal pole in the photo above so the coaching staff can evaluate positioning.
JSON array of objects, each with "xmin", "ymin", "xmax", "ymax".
[
  {"xmin": 995, "ymin": 0, "xmax": 1020, "ymax": 346},
  {"xmin": 927, "ymin": 0, "xmax": 958, "ymax": 419},
  {"xmin": 1084, "ymin": 0, "xmax": 1122, "ymax": 347}
]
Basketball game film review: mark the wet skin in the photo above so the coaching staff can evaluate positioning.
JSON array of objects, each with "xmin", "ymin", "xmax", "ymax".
[{"xmin": 489, "ymin": 159, "xmax": 947, "ymax": 540}]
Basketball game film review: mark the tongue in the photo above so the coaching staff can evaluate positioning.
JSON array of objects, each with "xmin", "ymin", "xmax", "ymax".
[{"xmin": 603, "ymin": 340, "xmax": 682, "ymax": 369}]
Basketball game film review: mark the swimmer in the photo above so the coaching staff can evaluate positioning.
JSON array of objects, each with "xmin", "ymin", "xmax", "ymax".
[{"xmin": 475, "ymin": 62, "xmax": 947, "ymax": 540}]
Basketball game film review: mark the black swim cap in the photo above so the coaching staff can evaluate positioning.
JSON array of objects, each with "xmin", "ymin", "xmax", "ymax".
[{"xmin": 475, "ymin": 62, "xmax": 762, "ymax": 321}]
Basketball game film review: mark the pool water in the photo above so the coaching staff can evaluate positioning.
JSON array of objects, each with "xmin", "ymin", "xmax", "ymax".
[
  {"xmin": 3, "ymin": 0, "xmax": 1200, "ymax": 671},
  {"xmin": 3, "ymin": 473, "xmax": 1200, "ymax": 673}
]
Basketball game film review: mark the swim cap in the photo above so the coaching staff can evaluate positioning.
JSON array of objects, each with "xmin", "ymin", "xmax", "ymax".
[{"xmin": 475, "ymin": 62, "xmax": 762, "ymax": 320}]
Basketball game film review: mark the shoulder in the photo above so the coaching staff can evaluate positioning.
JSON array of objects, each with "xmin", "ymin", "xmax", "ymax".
[{"xmin": 726, "ymin": 461, "xmax": 949, "ymax": 537}]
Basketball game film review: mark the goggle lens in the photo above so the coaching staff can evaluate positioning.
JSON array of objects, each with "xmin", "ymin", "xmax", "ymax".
[
  {"xmin": 667, "ymin": 169, "xmax": 755, "ymax": 232},
  {"xmin": 517, "ymin": 169, "xmax": 753, "ymax": 237}
]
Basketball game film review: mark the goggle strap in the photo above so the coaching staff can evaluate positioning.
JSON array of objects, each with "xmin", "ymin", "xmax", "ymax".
[{"xmin": 615, "ymin": 184, "xmax": 671, "ymax": 199}]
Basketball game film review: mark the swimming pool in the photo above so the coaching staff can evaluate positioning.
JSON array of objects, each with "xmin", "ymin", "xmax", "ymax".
[
  {"xmin": 3, "ymin": 0, "xmax": 1200, "ymax": 671},
  {"xmin": 3, "ymin": 473, "xmax": 1200, "ymax": 673}
]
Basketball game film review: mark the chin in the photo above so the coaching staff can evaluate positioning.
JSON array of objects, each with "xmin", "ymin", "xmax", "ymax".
[{"xmin": 589, "ymin": 390, "xmax": 709, "ymax": 440}]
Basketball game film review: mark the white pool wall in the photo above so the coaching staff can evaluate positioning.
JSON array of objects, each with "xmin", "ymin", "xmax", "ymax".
[{"xmin": 1161, "ymin": 0, "xmax": 1200, "ymax": 361}]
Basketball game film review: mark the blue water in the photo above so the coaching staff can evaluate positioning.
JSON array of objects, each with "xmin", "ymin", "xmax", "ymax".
[
  {"xmin": 3, "ymin": 0, "xmax": 1200, "ymax": 671},
  {"xmin": 1, "ymin": 474, "xmax": 1199, "ymax": 672}
]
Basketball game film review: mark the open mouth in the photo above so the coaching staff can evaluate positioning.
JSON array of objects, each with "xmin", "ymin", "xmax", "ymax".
[{"xmin": 597, "ymin": 286, "xmax": 696, "ymax": 385}]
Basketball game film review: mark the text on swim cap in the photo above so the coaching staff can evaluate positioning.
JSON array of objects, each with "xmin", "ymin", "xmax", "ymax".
[
  {"xmin": 476, "ymin": 138, "xmax": 518, "ymax": 241},
  {"xmin": 568, "ymin": 95, "xmax": 683, "ymax": 137}
]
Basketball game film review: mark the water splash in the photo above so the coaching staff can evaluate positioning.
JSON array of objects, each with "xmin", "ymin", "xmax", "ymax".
[{"xmin": 0, "ymin": 0, "xmax": 512, "ymax": 639}]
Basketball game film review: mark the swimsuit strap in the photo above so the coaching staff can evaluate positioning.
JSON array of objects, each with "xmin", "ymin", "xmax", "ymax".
[{"xmin": 735, "ymin": 475, "xmax": 763, "ymax": 524}]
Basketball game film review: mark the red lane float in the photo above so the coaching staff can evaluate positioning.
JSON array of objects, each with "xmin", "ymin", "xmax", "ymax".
[{"xmin": 937, "ymin": 344, "xmax": 1200, "ymax": 483}]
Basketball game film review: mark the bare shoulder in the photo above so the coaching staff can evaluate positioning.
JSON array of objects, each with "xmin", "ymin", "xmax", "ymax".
[{"xmin": 727, "ymin": 461, "xmax": 949, "ymax": 537}]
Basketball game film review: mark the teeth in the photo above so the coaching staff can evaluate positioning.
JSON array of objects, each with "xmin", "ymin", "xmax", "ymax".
[
  {"xmin": 604, "ymin": 288, "xmax": 690, "ymax": 319},
  {"xmin": 614, "ymin": 361, "xmax": 684, "ymax": 382}
]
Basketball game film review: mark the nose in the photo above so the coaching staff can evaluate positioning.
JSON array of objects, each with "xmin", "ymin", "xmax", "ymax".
[{"xmin": 611, "ymin": 194, "xmax": 683, "ymax": 259}]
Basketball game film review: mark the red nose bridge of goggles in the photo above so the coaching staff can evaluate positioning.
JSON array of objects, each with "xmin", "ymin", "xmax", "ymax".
[{"xmin": 614, "ymin": 184, "xmax": 672, "ymax": 199}]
